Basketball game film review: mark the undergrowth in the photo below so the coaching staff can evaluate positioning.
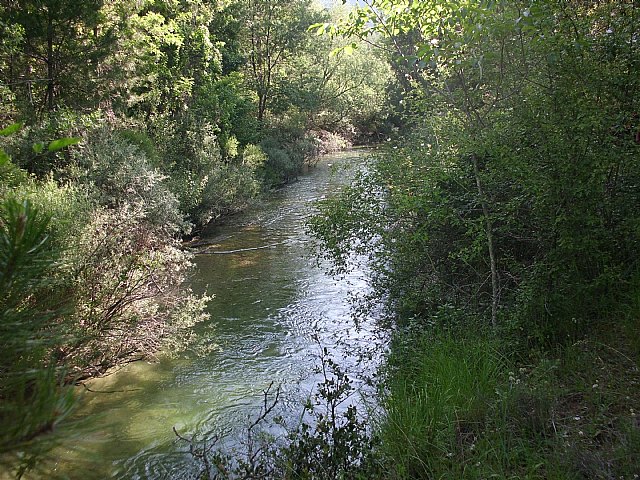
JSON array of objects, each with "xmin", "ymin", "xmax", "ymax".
[{"xmin": 375, "ymin": 314, "xmax": 640, "ymax": 480}]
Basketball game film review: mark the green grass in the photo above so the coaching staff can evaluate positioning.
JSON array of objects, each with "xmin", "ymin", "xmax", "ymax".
[{"xmin": 375, "ymin": 321, "xmax": 640, "ymax": 479}]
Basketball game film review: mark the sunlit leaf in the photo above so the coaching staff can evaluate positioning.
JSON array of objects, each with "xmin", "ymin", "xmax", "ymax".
[
  {"xmin": 308, "ymin": 22, "xmax": 325, "ymax": 34},
  {"xmin": 32, "ymin": 142, "xmax": 45, "ymax": 154},
  {"xmin": 0, "ymin": 122, "xmax": 22, "ymax": 136},
  {"xmin": 330, "ymin": 46, "xmax": 344, "ymax": 57},
  {"xmin": 48, "ymin": 137, "xmax": 81, "ymax": 152}
]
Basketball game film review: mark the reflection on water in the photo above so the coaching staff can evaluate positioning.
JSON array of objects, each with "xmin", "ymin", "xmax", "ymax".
[{"xmin": 44, "ymin": 150, "xmax": 381, "ymax": 479}]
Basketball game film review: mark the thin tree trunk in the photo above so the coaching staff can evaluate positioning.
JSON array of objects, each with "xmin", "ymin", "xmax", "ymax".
[
  {"xmin": 46, "ymin": 8, "xmax": 55, "ymax": 111},
  {"xmin": 472, "ymin": 154, "xmax": 499, "ymax": 328},
  {"xmin": 257, "ymin": 93, "xmax": 266, "ymax": 122}
]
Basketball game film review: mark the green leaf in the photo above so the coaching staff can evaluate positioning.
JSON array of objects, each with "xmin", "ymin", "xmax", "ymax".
[
  {"xmin": 0, "ymin": 149, "xmax": 9, "ymax": 166},
  {"xmin": 47, "ymin": 137, "xmax": 81, "ymax": 152},
  {"xmin": 32, "ymin": 142, "xmax": 45, "ymax": 154},
  {"xmin": 0, "ymin": 122, "xmax": 22, "ymax": 136},
  {"xmin": 416, "ymin": 44, "xmax": 432, "ymax": 58},
  {"xmin": 308, "ymin": 22, "xmax": 325, "ymax": 35}
]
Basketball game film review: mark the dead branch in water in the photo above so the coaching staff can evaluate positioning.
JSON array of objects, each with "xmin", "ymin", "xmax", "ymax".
[{"xmin": 197, "ymin": 243, "xmax": 284, "ymax": 255}]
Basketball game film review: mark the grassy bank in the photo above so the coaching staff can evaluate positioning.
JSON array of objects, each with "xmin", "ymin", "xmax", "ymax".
[{"xmin": 375, "ymin": 316, "xmax": 640, "ymax": 479}]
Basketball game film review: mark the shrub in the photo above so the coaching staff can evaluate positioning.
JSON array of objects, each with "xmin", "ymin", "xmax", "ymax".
[
  {"xmin": 193, "ymin": 164, "xmax": 260, "ymax": 226},
  {"xmin": 60, "ymin": 204, "xmax": 200, "ymax": 380},
  {"xmin": 69, "ymin": 128, "xmax": 186, "ymax": 234}
]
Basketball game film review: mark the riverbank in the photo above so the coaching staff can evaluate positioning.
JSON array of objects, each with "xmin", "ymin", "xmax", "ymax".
[
  {"xmin": 374, "ymin": 317, "xmax": 640, "ymax": 479},
  {"xmin": 197, "ymin": 313, "xmax": 640, "ymax": 479},
  {"xmin": 182, "ymin": 135, "xmax": 356, "ymax": 244}
]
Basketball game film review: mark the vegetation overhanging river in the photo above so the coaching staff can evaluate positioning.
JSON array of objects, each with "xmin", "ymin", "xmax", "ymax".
[{"xmin": 46, "ymin": 149, "xmax": 381, "ymax": 479}]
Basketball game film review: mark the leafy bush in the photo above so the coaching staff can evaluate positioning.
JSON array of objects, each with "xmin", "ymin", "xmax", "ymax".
[
  {"xmin": 148, "ymin": 118, "xmax": 262, "ymax": 227},
  {"xmin": 260, "ymin": 138, "xmax": 299, "ymax": 187},
  {"xmin": 193, "ymin": 164, "xmax": 261, "ymax": 226},
  {"xmin": 0, "ymin": 123, "xmax": 210, "ymax": 474},
  {"xmin": 3, "ymin": 110, "xmax": 102, "ymax": 177},
  {"xmin": 241, "ymin": 144, "xmax": 267, "ymax": 170},
  {"xmin": 70, "ymin": 127, "xmax": 186, "ymax": 234},
  {"xmin": 0, "ymin": 156, "xmax": 29, "ymax": 194},
  {"xmin": 260, "ymin": 120, "xmax": 317, "ymax": 187},
  {"xmin": 61, "ymin": 204, "xmax": 202, "ymax": 379}
]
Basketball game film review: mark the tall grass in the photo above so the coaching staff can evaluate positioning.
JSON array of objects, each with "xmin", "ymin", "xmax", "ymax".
[
  {"xmin": 379, "ymin": 332, "xmax": 502, "ymax": 477},
  {"xmin": 376, "ymin": 331, "xmax": 574, "ymax": 479},
  {"xmin": 375, "ymin": 315, "xmax": 640, "ymax": 479}
]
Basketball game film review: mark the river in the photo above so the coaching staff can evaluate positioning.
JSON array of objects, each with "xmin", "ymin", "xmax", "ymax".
[{"xmin": 44, "ymin": 149, "xmax": 381, "ymax": 479}]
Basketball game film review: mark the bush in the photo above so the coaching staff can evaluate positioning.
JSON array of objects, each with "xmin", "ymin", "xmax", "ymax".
[
  {"xmin": 3, "ymin": 110, "xmax": 103, "ymax": 178},
  {"xmin": 193, "ymin": 164, "xmax": 260, "ymax": 226},
  {"xmin": 148, "ymin": 118, "xmax": 261, "ymax": 228},
  {"xmin": 0, "ymin": 124, "xmax": 211, "ymax": 475},
  {"xmin": 69, "ymin": 127, "xmax": 186, "ymax": 234},
  {"xmin": 260, "ymin": 137, "xmax": 299, "ymax": 187},
  {"xmin": 260, "ymin": 118, "xmax": 317, "ymax": 187},
  {"xmin": 60, "ymin": 204, "xmax": 201, "ymax": 379}
]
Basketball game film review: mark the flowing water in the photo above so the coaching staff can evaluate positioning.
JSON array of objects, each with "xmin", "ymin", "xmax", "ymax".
[{"xmin": 45, "ymin": 149, "xmax": 381, "ymax": 479}]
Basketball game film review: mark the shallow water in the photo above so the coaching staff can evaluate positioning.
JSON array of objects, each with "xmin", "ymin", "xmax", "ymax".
[{"xmin": 43, "ymin": 150, "xmax": 381, "ymax": 479}]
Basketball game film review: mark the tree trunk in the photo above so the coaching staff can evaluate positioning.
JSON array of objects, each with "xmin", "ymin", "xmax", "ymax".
[
  {"xmin": 46, "ymin": 7, "xmax": 55, "ymax": 111},
  {"xmin": 257, "ymin": 93, "xmax": 266, "ymax": 122},
  {"xmin": 472, "ymin": 154, "xmax": 499, "ymax": 328}
]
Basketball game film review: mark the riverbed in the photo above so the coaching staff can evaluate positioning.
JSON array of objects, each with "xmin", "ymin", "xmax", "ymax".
[{"xmin": 45, "ymin": 149, "xmax": 381, "ymax": 479}]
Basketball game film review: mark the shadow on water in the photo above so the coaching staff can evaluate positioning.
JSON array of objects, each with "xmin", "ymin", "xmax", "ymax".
[{"xmin": 38, "ymin": 150, "xmax": 382, "ymax": 480}]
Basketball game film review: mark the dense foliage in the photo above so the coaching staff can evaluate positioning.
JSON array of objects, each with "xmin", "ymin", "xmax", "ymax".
[
  {"xmin": 313, "ymin": 0, "xmax": 640, "ymax": 341},
  {"xmin": 6, "ymin": 0, "xmax": 638, "ymax": 477}
]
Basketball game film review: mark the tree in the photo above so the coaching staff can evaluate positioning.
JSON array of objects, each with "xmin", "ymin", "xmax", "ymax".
[
  {"xmin": 280, "ymin": 28, "xmax": 393, "ymax": 139},
  {"xmin": 0, "ymin": 195, "xmax": 74, "ymax": 474},
  {"xmin": 242, "ymin": 0, "xmax": 317, "ymax": 122},
  {"xmin": 0, "ymin": 0, "xmax": 108, "ymax": 115},
  {"xmin": 315, "ymin": 0, "xmax": 524, "ymax": 326}
]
